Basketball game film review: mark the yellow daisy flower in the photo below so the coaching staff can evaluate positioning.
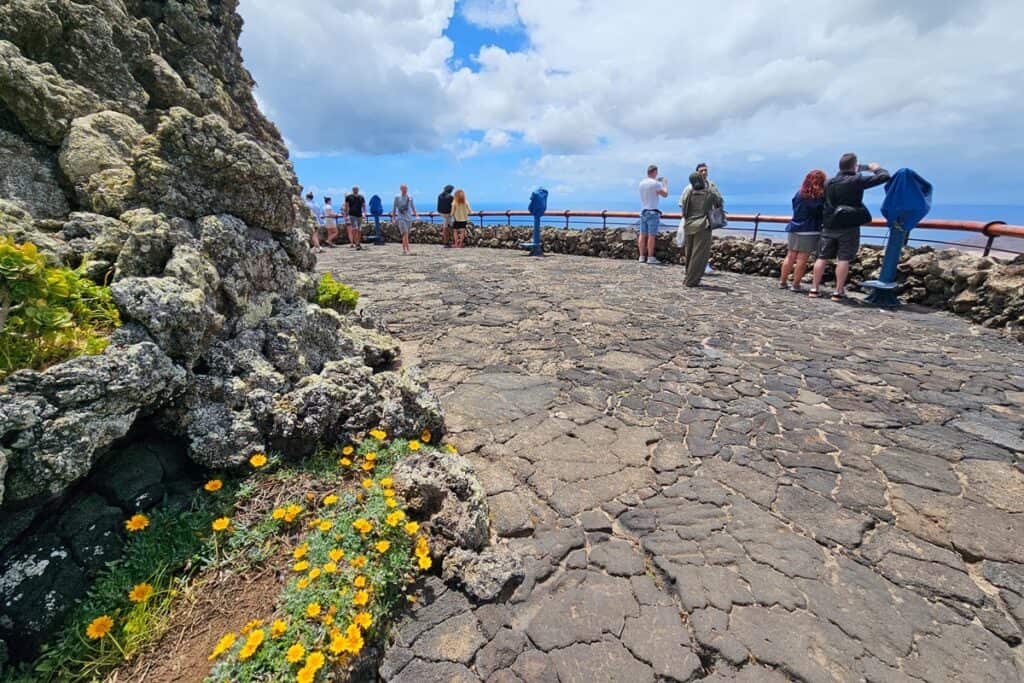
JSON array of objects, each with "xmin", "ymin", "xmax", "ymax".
[
  {"xmin": 369, "ymin": 428, "xmax": 387, "ymax": 441},
  {"xmin": 351, "ymin": 555, "xmax": 368, "ymax": 569},
  {"xmin": 211, "ymin": 517, "xmax": 230, "ymax": 532},
  {"xmin": 293, "ymin": 560, "xmax": 310, "ymax": 572},
  {"xmin": 128, "ymin": 583, "xmax": 154, "ymax": 603},
  {"xmin": 404, "ymin": 521, "xmax": 420, "ymax": 535},
  {"xmin": 208, "ymin": 632, "xmax": 236, "ymax": 659},
  {"xmin": 408, "ymin": 440, "xmax": 421, "ymax": 451},
  {"xmin": 293, "ymin": 544, "xmax": 309, "ymax": 559},
  {"xmin": 418, "ymin": 555, "xmax": 433, "ymax": 570},
  {"xmin": 306, "ymin": 603, "xmax": 321, "ymax": 618},
  {"xmin": 86, "ymin": 615, "xmax": 114, "ymax": 640},
  {"xmin": 272, "ymin": 507, "xmax": 286, "ymax": 520},
  {"xmin": 204, "ymin": 479, "xmax": 223, "ymax": 492},
  {"xmin": 339, "ymin": 457, "xmax": 352, "ymax": 467},
  {"xmin": 249, "ymin": 453, "xmax": 268, "ymax": 468},
  {"xmin": 375, "ymin": 540, "xmax": 391, "ymax": 553},
  {"xmin": 124, "ymin": 514, "xmax": 149, "ymax": 532},
  {"xmin": 365, "ymin": 452, "xmax": 377, "ymax": 462},
  {"xmin": 323, "ymin": 562, "xmax": 337, "ymax": 574},
  {"xmin": 354, "ymin": 611, "xmax": 373, "ymax": 629},
  {"xmin": 421, "ymin": 429, "xmax": 432, "ymax": 443},
  {"xmin": 306, "ymin": 650, "xmax": 326, "ymax": 671},
  {"xmin": 318, "ymin": 520, "xmax": 333, "ymax": 532},
  {"xmin": 238, "ymin": 628, "xmax": 264, "ymax": 660},
  {"xmin": 286, "ymin": 642, "xmax": 305, "ymax": 663},
  {"xmin": 296, "ymin": 667, "xmax": 314, "ymax": 683},
  {"xmin": 271, "ymin": 620, "xmax": 288, "ymax": 638},
  {"xmin": 329, "ymin": 548, "xmax": 345, "ymax": 562},
  {"xmin": 353, "ymin": 590, "xmax": 370, "ymax": 606},
  {"xmin": 353, "ymin": 518, "xmax": 372, "ymax": 534},
  {"xmin": 322, "ymin": 494, "xmax": 338, "ymax": 506},
  {"xmin": 342, "ymin": 445, "xmax": 354, "ymax": 456},
  {"xmin": 353, "ymin": 575, "xmax": 367, "ymax": 588}
]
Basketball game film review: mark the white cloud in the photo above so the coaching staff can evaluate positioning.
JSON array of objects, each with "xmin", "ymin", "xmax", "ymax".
[
  {"xmin": 460, "ymin": 0, "xmax": 520, "ymax": 29},
  {"xmin": 238, "ymin": 0, "xmax": 1024, "ymax": 199}
]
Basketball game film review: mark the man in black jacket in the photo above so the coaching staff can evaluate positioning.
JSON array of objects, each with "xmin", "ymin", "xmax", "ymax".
[
  {"xmin": 810, "ymin": 153, "xmax": 890, "ymax": 300},
  {"xmin": 437, "ymin": 184, "xmax": 455, "ymax": 248}
]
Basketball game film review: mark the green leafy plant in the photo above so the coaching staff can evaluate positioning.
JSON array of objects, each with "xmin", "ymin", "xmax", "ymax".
[
  {"xmin": 0, "ymin": 238, "xmax": 120, "ymax": 379},
  {"xmin": 315, "ymin": 273, "xmax": 359, "ymax": 313}
]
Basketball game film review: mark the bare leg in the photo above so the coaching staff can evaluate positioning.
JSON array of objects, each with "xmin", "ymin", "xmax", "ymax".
[
  {"xmin": 792, "ymin": 252, "xmax": 810, "ymax": 288},
  {"xmin": 780, "ymin": 250, "xmax": 796, "ymax": 286},
  {"xmin": 645, "ymin": 234, "xmax": 657, "ymax": 258},
  {"xmin": 637, "ymin": 233, "xmax": 645, "ymax": 260},
  {"xmin": 327, "ymin": 227, "xmax": 338, "ymax": 245},
  {"xmin": 811, "ymin": 258, "xmax": 828, "ymax": 291},
  {"xmin": 835, "ymin": 260, "xmax": 851, "ymax": 294}
]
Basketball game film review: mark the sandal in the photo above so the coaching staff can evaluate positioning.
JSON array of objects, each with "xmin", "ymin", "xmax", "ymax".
[
  {"xmin": 791, "ymin": 286, "xmax": 805, "ymax": 293},
  {"xmin": 777, "ymin": 282, "xmax": 789, "ymax": 289},
  {"xmin": 830, "ymin": 292, "xmax": 847, "ymax": 301},
  {"xmin": 808, "ymin": 289, "xmax": 820, "ymax": 298}
]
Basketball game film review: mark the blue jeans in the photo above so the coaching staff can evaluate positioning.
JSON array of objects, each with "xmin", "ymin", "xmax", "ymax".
[{"xmin": 640, "ymin": 210, "xmax": 660, "ymax": 236}]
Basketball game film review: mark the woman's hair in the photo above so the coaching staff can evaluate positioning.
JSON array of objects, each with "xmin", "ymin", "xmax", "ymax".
[
  {"xmin": 454, "ymin": 189, "xmax": 467, "ymax": 205},
  {"xmin": 800, "ymin": 170, "xmax": 827, "ymax": 199}
]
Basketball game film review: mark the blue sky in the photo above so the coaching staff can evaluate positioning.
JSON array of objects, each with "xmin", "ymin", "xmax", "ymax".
[{"xmin": 238, "ymin": 1, "xmax": 1024, "ymax": 214}]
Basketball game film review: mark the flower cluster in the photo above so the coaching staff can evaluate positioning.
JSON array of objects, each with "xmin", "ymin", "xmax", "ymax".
[{"xmin": 207, "ymin": 430, "xmax": 444, "ymax": 682}]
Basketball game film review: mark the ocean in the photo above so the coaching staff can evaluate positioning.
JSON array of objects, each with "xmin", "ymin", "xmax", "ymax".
[{"xmin": 464, "ymin": 201, "xmax": 1024, "ymax": 257}]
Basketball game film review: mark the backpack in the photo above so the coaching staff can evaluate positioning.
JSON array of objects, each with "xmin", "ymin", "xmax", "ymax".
[
  {"xmin": 437, "ymin": 192, "xmax": 454, "ymax": 213},
  {"xmin": 368, "ymin": 195, "xmax": 383, "ymax": 216},
  {"xmin": 823, "ymin": 181, "xmax": 871, "ymax": 230}
]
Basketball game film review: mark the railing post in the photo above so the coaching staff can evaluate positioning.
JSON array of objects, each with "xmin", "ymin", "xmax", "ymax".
[
  {"xmin": 981, "ymin": 221, "xmax": 1005, "ymax": 257},
  {"xmin": 602, "ymin": 210, "xmax": 607, "ymax": 228},
  {"xmin": 564, "ymin": 210, "xmax": 571, "ymax": 229},
  {"xmin": 506, "ymin": 210, "xmax": 511, "ymax": 226},
  {"xmin": 752, "ymin": 213, "xmax": 761, "ymax": 241},
  {"xmin": 478, "ymin": 211, "xmax": 485, "ymax": 228},
  {"xmin": 430, "ymin": 212, "xmax": 435, "ymax": 224}
]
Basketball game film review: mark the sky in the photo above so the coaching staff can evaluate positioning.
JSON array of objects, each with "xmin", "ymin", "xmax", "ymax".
[{"xmin": 236, "ymin": 0, "xmax": 1024, "ymax": 212}]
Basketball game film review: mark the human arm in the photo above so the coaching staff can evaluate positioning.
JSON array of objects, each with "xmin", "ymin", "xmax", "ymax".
[
  {"xmin": 411, "ymin": 197, "xmax": 418, "ymax": 219},
  {"xmin": 678, "ymin": 186, "xmax": 692, "ymax": 209},
  {"xmin": 658, "ymin": 177, "xmax": 669, "ymax": 198},
  {"xmin": 859, "ymin": 164, "xmax": 891, "ymax": 189}
]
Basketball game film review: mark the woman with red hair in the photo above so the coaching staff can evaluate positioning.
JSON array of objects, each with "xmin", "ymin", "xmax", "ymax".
[{"xmin": 779, "ymin": 170, "xmax": 827, "ymax": 291}]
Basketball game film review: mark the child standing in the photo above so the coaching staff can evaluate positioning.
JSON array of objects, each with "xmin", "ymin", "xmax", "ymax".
[{"xmin": 452, "ymin": 189, "xmax": 471, "ymax": 248}]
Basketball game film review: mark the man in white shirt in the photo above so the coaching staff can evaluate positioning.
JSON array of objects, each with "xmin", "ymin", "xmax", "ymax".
[{"xmin": 638, "ymin": 164, "xmax": 669, "ymax": 264}]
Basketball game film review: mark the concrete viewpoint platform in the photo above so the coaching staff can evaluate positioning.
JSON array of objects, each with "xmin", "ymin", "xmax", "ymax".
[{"xmin": 319, "ymin": 244, "xmax": 1024, "ymax": 682}]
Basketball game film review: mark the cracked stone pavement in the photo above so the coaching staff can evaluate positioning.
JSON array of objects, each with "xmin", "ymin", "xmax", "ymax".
[{"xmin": 319, "ymin": 244, "xmax": 1024, "ymax": 682}]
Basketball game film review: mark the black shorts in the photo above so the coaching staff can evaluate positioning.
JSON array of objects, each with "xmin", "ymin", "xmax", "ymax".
[
  {"xmin": 818, "ymin": 228, "xmax": 860, "ymax": 261},
  {"xmin": 453, "ymin": 221, "xmax": 468, "ymax": 230}
]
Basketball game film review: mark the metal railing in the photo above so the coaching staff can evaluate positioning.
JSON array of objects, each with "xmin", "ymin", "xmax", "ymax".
[{"xmin": 415, "ymin": 210, "xmax": 1024, "ymax": 257}]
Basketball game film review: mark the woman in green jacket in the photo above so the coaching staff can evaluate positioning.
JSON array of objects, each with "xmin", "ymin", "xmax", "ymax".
[{"xmin": 679, "ymin": 171, "xmax": 722, "ymax": 287}]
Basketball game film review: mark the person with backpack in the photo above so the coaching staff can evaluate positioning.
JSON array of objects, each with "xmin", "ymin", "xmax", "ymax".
[
  {"xmin": 809, "ymin": 154, "xmax": 890, "ymax": 300},
  {"xmin": 392, "ymin": 184, "xmax": 418, "ymax": 255},
  {"xmin": 451, "ymin": 189, "xmax": 472, "ymax": 248},
  {"xmin": 779, "ymin": 170, "xmax": 827, "ymax": 291},
  {"xmin": 345, "ymin": 186, "xmax": 367, "ymax": 250},
  {"xmin": 437, "ymin": 184, "xmax": 455, "ymax": 248},
  {"xmin": 678, "ymin": 171, "xmax": 723, "ymax": 287}
]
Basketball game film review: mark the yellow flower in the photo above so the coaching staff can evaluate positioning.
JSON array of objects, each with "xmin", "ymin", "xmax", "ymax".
[
  {"xmin": 308, "ymin": 517, "xmax": 322, "ymax": 528},
  {"xmin": 353, "ymin": 575, "xmax": 367, "ymax": 588},
  {"xmin": 306, "ymin": 602, "xmax": 321, "ymax": 618},
  {"xmin": 204, "ymin": 479, "xmax": 223, "ymax": 492},
  {"xmin": 339, "ymin": 457, "xmax": 352, "ymax": 467},
  {"xmin": 284, "ymin": 504, "xmax": 303, "ymax": 522},
  {"xmin": 446, "ymin": 444, "xmax": 458, "ymax": 454},
  {"xmin": 329, "ymin": 633, "xmax": 347, "ymax": 655},
  {"xmin": 380, "ymin": 477, "xmax": 394, "ymax": 488},
  {"xmin": 208, "ymin": 632, "xmax": 236, "ymax": 659},
  {"xmin": 353, "ymin": 518, "xmax": 372, "ymax": 534},
  {"xmin": 383, "ymin": 488, "xmax": 396, "ymax": 498},
  {"xmin": 250, "ymin": 453, "xmax": 268, "ymax": 468},
  {"xmin": 323, "ymin": 562, "xmax": 337, "ymax": 574},
  {"xmin": 271, "ymin": 620, "xmax": 288, "ymax": 638},
  {"xmin": 365, "ymin": 452, "xmax": 377, "ymax": 462},
  {"xmin": 308, "ymin": 567, "xmax": 321, "ymax": 580},
  {"xmin": 322, "ymin": 614, "xmax": 334, "ymax": 626},
  {"xmin": 343, "ymin": 624, "xmax": 365, "ymax": 654},
  {"xmin": 369, "ymin": 428, "xmax": 387, "ymax": 441},
  {"xmin": 329, "ymin": 548, "xmax": 345, "ymax": 562},
  {"xmin": 240, "ymin": 619, "xmax": 263, "ymax": 635},
  {"xmin": 128, "ymin": 582, "xmax": 153, "ymax": 603},
  {"xmin": 318, "ymin": 520, "xmax": 333, "ymax": 532},
  {"xmin": 386, "ymin": 510, "xmax": 406, "ymax": 526},
  {"xmin": 418, "ymin": 555, "xmax": 433, "ymax": 570},
  {"xmin": 361, "ymin": 478, "xmax": 374, "ymax": 489},
  {"xmin": 296, "ymin": 667, "xmax": 314, "ymax": 683},
  {"xmin": 86, "ymin": 615, "xmax": 114, "ymax": 640},
  {"xmin": 376, "ymin": 540, "xmax": 391, "ymax": 553},
  {"xmin": 125, "ymin": 514, "xmax": 149, "ymax": 532},
  {"xmin": 416, "ymin": 537, "xmax": 430, "ymax": 556},
  {"xmin": 293, "ymin": 561, "xmax": 310, "ymax": 572},
  {"xmin": 322, "ymin": 494, "xmax": 338, "ymax": 506},
  {"xmin": 306, "ymin": 650, "xmax": 326, "ymax": 671},
  {"xmin": 212, "ymin": 517, "xmax": 231, "ymax": 532},
  {"xmin": 297, "ymin": 578, "xmax": 310, "ymax": 590},
  {"xmin": 354, "ymin": 612, "xmax": 373, "ymax": 629},
  {"xmin": 351, "ymin": 555, "xmax": 368, "ymax": 569},
  {"xmin": 286, "ymin": 642, "xmax": 305, "ymax": 663},
  {"xmin": 272, "ymin": 507, "xmax": 286, "ymax": 520},
  {"xmin": 238, "ymin": 628, "xmax": 265, "ymax": 660},
  {"xmin": 421, "ymin": 429, "xmax": 432, "ymax": 443},
  {"xmin": 353, "ymin": 590, "xmax": 370, "ymax": 606},
  {"xmin": 404, "ymin": 521, "xmax": 420, "ymax": 535},
  {"xmin": 342, "ymin": 445, "xmax": 354, "ymax": 456},
  {"xmin": 408, "ymin": 440, "xmax": 421, "ymax": 451},
  {"xmin": 385, "ymin": 498, "xmax": 398, "ymax": 508},
  {"xmin": 361, "ymin": 461, "xmax": 375, "ymax": 472},
  {"xmin": 293, "ymin": 544, "xmax": 309, "ymax": 559}
]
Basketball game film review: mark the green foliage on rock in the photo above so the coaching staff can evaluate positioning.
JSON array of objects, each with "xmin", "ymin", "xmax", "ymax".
[
  {"xmin": 316, "ymin": 273, "xmax": 359, "ymax": 314},
  {"xmin": 0, "ymin": 237, "xmax": 120, "ymax": 378}
]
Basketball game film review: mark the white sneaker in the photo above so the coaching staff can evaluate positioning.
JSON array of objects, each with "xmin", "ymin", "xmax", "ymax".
[
  {"xmin": 638, "ymin": 255, "xmax": 647, "ymax": 263},
  {"xmin": 647, "ymin": 256, "xmax": 662, "ymax": 265},
  {"xmin": 705, "ymin": 264, "xmax": 713, "ymax": 274}
]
